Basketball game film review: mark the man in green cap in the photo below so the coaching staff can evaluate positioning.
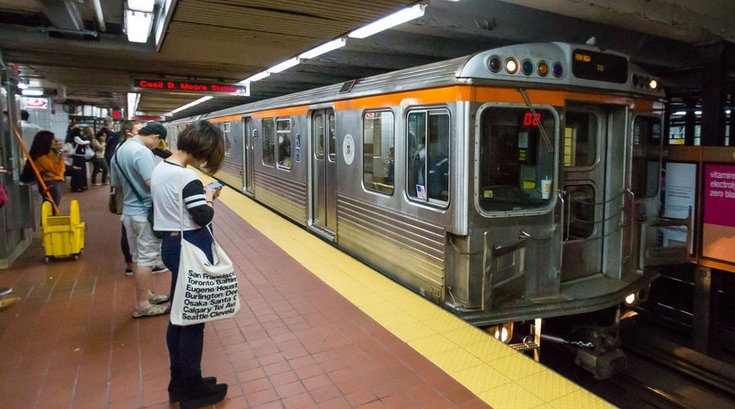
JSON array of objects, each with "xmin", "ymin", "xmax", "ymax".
[{"xmin": 111, "ymin": 121, "xmax": 170, "ymax": 318}]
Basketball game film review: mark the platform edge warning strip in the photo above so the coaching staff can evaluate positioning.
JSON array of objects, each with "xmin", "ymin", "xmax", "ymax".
[{"xmin": 213, "ymin": 181, "xmax": 614, "ymax": 409}]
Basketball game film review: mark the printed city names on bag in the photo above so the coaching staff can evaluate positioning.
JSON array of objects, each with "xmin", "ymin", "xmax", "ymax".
[{"xmin": 183, "ymin": 270, "xmax": 238, "ymax": 321}]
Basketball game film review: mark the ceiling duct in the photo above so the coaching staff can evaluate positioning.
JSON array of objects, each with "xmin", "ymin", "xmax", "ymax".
[{"xmin": 37, "ymin": 0, "xmax": 85, "ymax": 31}]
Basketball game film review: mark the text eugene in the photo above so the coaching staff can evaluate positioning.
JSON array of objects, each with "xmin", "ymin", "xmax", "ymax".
[
  {"xmin": 136, "ymin": 80, "xmax": 243, "ymax": 94},
  {"xmin": 182, "ymin": 270, "xmax": 238, "ymax": 321}
]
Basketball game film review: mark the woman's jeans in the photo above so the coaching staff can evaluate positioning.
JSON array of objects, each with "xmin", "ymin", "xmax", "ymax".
[
  {"xmin": 38, "ymin": 180, "xmax": 63, "ymax": 212},
  {"xmin": 91, "ymin": 157, "xmax": 108, "ymax": 184},
  {"xmin": 161, "ymin": 228, "xmax": 214, "ymax": 381}
]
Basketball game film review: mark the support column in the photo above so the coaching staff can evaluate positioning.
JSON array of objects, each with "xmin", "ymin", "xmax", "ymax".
[
  {"xmin": 693, "ymin": 265, "xmax": 714, "ymax": 353},
  {"xmin": 684, "ymin": 98, "xmax": 697, "ymax": 146},
  {"xmin": 698, "ymin": 43, "xmax": 728, "ymax": 146}
]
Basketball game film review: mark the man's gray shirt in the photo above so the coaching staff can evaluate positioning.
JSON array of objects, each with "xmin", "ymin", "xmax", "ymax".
[{"xmin": 110, "ymin": 139, "xmax": 155, "ymax": 217}]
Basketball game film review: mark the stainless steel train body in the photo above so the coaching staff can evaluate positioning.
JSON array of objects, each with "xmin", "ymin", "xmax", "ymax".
[{"xmin": 167, "ymin": 42, "xmax": 682, "ymax": 327}]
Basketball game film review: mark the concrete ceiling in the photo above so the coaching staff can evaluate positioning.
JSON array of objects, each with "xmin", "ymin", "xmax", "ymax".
[{"xmin": 0, "ymin": 0, "xmax": 732, "ymax": 120}]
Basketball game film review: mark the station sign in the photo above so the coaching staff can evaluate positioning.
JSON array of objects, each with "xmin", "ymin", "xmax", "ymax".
[
  {"xmin": 21, "ymin": 97, "xmax": 48, "ymax": 109},
  {"xmin": 132, "ymin": 78, "xmax": 249, "ymax": 96}
]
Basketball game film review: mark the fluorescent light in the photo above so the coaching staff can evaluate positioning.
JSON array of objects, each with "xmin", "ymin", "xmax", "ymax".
[
  {"xmin": 125, "ymin": 9, "xmax": 153, "ymax": 43},
  {"xmin": 21, "ymin": 88, "xmax": 44, "ymax": 96},
  {"xmin": 17, "ymin": 82, "xmax": 28, "ymax": 89},
  {"xmin": 268, "ymin": 57, "xmax": 300, "ymax": 74},
  {"xmin": 695, "ymin": 110, "xmax": 702, "ymax": 115},
  {"xmin": 128, "ymin": 0, "xmax": 155, "ymax": 12},
  {"xmin": 673, "ymin": 111, "xmax": 686, "ymax": 116},
  {"xmin": 239, "ymin": 71, "xmax": 270, "ymax": 84},
  {"xmin": 127, "ymin": 92, "xmax": 140, "ymax": 119},
  {"xmin": 299, "ymin": 38, "xmax": 347, "ymax": 59},
  {"xmin": 170, "ymin": 96, "xmax": 213, "ymax": 115},
  {"xmin": 727, "ymin": 109, "xmax": 732, "ymax": 115},
  {"xmin": 348, "ymin": 4, "xmax": 426, "ymax": 39}
]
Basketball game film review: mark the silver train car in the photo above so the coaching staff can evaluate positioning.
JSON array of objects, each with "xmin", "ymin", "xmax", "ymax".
[{"xmin": 167, "ymin": 42, "xmax": 689, "ymax": 376}]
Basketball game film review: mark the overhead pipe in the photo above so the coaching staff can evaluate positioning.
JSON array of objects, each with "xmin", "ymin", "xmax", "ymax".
[{"xmin": 91, "ymin": 0, "xmax": 107, "ymax": 32}]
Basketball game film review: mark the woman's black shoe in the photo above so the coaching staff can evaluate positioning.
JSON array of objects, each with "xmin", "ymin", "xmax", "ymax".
[
  {"xmin": 179, "ymin": 382, "xmax": 227, "ymax": 409},
  {"xmin": 168, "ymin": 376, "xmax": 217, "ymax": 402}
]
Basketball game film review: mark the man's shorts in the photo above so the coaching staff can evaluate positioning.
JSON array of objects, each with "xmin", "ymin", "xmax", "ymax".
[{"xmin": 122, "ymin": 215, "xmax": 162, "ymax": 267}]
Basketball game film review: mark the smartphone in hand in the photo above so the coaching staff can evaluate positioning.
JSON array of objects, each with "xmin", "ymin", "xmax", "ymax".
[{"xmin": 206, "ymin": 181, "xmax": 223, "ymax": 190}]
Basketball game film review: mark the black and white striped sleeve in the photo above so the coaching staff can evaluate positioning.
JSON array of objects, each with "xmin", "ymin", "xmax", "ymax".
[{"xmin": 182, "ymin": 179, "xmax": 214, "ymax": 227}]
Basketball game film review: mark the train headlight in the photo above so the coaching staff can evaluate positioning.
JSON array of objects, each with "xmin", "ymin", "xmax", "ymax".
[
  {"xmin": 488, "ymin": 322, "xmax": 514, "ymax": 344},
  {"xmin": 505, "ymin": 58, "xmax": 519, "ymax": 74},
  {"xmin": 648, "ymin": 79, "xmax": 658, "ymax": 90},
  {"xmin": 624, "ymin": 293, "xmax": 636, "ymax": 305}
]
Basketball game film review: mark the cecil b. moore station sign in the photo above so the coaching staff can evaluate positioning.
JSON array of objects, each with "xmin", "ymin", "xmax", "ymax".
[{"xmin": 132, "ymin": 78, "xmax": 249, "ymax": 96}]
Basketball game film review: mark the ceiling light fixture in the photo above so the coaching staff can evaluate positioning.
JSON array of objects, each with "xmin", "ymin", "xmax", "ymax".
[
  {"xmin": 127, "ymin": 92, "xmax": 140, "ymax": 119},
  {"xmin": 21, "ymin": 88, "xmax": 44, "ymax": 97},
  {"xmin": 170, "ymin": 96, "xmax": 213, "ymax": 115},
  {"xmin": 348, "ymin": 4, "xmax": 426, "ymax": 39},
  {"xmin": 268, "ymin": 57, "xmax": 300, "ymax": 74},
  {"xmin": 299, "ymin": 38, "xmax": 347, "ymax": 59},
  {"xmin": 239, "ymin": 71, "xmax": 270, "ymax": 85},
  {"xmin": 125, "ymin": 0, "xmax": 155, "ymax": 43}
]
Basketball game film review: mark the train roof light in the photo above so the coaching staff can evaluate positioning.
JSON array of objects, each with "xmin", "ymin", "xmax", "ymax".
[
  {"xmin": 505, "ymin": 58, "xmax": 519, "ymax": 74},
  {"xmin": 488, "ymin": 56, "xmax": 501, "ymax": 73},
  {"xmin": 648, "ymin": 79, "xmax": 658, "ymax": 90},
  {"xmin": 624, "ymin": 293, "xmax": 636, "ymax": 305},
  {"xmin": 537, "ymin": 61, "xmax": 548, "ymax": 77},
  {"xmin": 348, "ymin": 4, "xmax": 426, "ymax": 39},
  {"xmin": 521, "ymin": 60, "xmax": 533, "ymax": 76},
  {"xmin": 552, "ymin": 62, "xmax": 563, "ymax": 78}
]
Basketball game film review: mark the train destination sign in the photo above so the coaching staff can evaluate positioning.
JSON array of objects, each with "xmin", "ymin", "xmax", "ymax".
[{"xmin": 132, "ymin": 79, "xmax": 249, "ymax": 96}]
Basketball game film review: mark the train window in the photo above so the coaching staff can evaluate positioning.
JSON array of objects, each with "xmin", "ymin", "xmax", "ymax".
[
  {"xmin": 222, "ymin": 122, "xmax": 232, "ymax": 158},
  {"xmin": 632, "ymin": 115, "xmax": 661, "ymax": 198},
  {"xmin": 328, "ymin": 113, "xmax": 336, "ymax": 162},
  {"xmin": 478, "ymin": 107, "xmax": 555, "ymax": 212},
  {"xmin": 407, "ymin": 109, "xmax": 450, "ymax": 205},
  {"xmin": 564, "ymin": 112, "xmax": 597, "ymax": 167},
  {"xmin": 262, "ymin": 118, "xmax": 275, "ymax": 166},
  {"xmin": 363, "ymin": 110, "xmax": 395, "ymax": 195},
  {"xmin": 314, "ymin": 113, "xmax": 325, "ymax": 159},
  {"xmin": 276, "ymin": 118, "xmax": 292, "ymax": 169}
]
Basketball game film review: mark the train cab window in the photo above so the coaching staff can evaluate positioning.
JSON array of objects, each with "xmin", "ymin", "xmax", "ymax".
[
  {"xmin": 276, "ymin": 118, "xmax": 292, "ymax": 169},
  {"xmin": 478, "ymin": 107, "xmax": 555, "ymax": 212},
  {"xmin": 407, "ymin": 109, "xmax": 450, "ymax": 205},
  {"xmin": 631, "ymin": 115, "xmax": 661, "ymax": 198},
  {"xmin": 564, "ymin": 112, "xmax": 597, "ymax": 167},
  {"xmin": 222, "ymin": 122, "xmax": 232, "ymax": 157},
  {"xmin": 262, "ymin": 118, "xmax": 276, "ymax": 166},
  {"xmin": 362, "ymin": 110, "xmax": 395, "ymax": 195}
]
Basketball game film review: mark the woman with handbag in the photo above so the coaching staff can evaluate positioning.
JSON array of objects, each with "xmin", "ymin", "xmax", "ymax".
[
  {"xmin": 151, "ymin": 121, "xmax": 228, "ymax": 409},
  {"xmin": 65, "ymin": 123, "xmax": 91, "ymax": 192}
]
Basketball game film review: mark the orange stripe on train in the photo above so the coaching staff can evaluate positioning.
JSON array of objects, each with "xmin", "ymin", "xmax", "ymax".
[{"xmin": 206, "ymin": 85, "xmax": 658, "ymax": 121}]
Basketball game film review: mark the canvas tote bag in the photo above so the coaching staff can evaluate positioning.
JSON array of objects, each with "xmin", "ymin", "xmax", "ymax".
[{"xmin": 169, "ymin": 174, "xmax": 240, "ymax": 326}]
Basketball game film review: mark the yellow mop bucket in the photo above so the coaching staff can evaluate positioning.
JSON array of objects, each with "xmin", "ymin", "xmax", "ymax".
[{"xmin": 41, "ymin": 200, "xmax": 85, "ymax": 263}]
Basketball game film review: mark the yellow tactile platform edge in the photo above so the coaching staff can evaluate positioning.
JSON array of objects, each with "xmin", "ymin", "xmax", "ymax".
[{"xmin": 213, "ymin": 181, "xmax": 615, "ymax": 409}]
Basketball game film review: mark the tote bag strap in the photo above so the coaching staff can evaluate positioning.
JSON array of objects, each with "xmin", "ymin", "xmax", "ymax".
[{"xmin": 177, "ymin": 170, "xmax": 218, "ymax": 257}]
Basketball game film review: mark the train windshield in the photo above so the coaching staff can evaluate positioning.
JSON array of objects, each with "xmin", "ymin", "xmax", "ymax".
[
  {"xmin": 478, "ymin": 107, "xmax": 555, "ymax": 212},
  {"xmin": 631, "ymin": 115, "xmax": 662, "ymax": 198}
]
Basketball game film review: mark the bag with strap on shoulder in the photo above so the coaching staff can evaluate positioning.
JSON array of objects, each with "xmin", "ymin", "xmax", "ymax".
[{"xmin": 169, "ymin": 172, "xmax": 240, "ymax": 326}]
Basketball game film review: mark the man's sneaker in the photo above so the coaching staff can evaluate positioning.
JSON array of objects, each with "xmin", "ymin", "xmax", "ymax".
[
  {"xmin": 0, "ymin": 287, "xmax": 13, "ymax": 297},
  {"xmin": 152, "ymin": 266, "xmax": 169, "ymax": 274},
  {"xmin": 124, "ymin": 268, "xmax": 133, "ymax": 276}
]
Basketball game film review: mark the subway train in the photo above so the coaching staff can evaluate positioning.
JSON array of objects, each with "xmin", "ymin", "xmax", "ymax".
[{"xmin": 166, "ymin": 42, "xmax": 690, "ymax": 377}]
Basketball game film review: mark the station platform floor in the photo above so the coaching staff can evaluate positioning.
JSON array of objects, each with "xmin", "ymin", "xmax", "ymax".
[{"xmin": 0, "ymin": 180, "xmax": 614, "ymax": 409}]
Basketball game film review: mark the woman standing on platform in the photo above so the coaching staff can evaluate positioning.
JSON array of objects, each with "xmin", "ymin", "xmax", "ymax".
[
  {"xmin": 151, "ymin": 121, "xmax": 227, "ymax": 409},
  {"xmin": 28, "ymin": 130, "xmax": 65, "ymax": 209}
]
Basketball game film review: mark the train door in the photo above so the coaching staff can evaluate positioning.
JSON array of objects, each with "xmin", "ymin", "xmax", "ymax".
[
  {"xmin": 309, "ymin": 109, "xmax": 337, "ymax": 238},
  {"xmin": 561, "ymin": 106, "xmax": 625, "ymax": 281},
  {"xmin": 242, "ymin": 117, "xmax": 254, "ymax": 195}
]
